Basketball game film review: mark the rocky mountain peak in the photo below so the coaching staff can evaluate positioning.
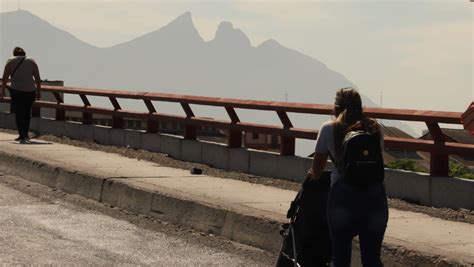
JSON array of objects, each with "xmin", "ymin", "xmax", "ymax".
[{"xmin": 212, "ymin": 21, "xmax": 251, "ymax": 48}]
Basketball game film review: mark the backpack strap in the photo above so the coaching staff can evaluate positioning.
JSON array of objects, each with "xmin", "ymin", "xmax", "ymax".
[{"xmin": 10, "ymin": 57, "xmax": 26, "ymax": 78}]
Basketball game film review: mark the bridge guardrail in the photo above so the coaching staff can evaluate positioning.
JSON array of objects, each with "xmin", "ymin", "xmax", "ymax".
[{"xmin": 1, "ymin": 85, "xmax": 472, "ymax": 177}]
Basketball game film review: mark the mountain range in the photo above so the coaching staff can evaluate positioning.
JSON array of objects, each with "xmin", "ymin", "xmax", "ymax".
[
  {"xmin": 1, "ymin": 10, "xmax": 353, "ymax": 100},
  {"xmin": 0, "ymin": 10, "xmax": 413, "ymax": 154}
]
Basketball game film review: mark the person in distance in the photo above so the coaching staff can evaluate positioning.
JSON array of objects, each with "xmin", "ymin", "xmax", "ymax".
[{"xmin": 1, "ymin": 47, "xmax": 42, "ymax": 143}]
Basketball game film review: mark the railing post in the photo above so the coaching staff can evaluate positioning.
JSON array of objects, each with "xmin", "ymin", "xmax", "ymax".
[
  {"xmin": 83, "ymin": 113, "xmax": 93, "ymax": 125},
  {"xmin": 53, "ymin": 92, "xmax": 65, "ymax": 121},
  {"xmin": 112, "ymin": 117, "xmax": 123, "ymax": 129},
  {"xmin": 144, "ymin": 99, "xmax": 158, "ymax": 133},
  {"xmin": 109, "ymin": 97, "xmax": 123, "ymax": 129},
  {"xmin": 79, "ymin": 94, "xmax": 92, "ymax": 125},
  {"xmin": 225, "ymin": 107, "xmax": 242, "ymax": 148},
  {"xmin": 426, "ymin": 122, "xmax": 449, "ymax": 177},
  {"xmin": 183, "ymin": 125, "xmax": 196, "ymax": 140},
  {"xmin": 462, "ymin": 101, "xmax": 474, "ymax": 134},
  {"xmin": 147, "ymin": 119, "xmax": 158, "ymax": 133},
  {"xmin": 277, "ymin": 111, "xmax": 295, "ymax": 156},
  {"xmin": 228, "ymin": 129, "xmax": 242, "ymax": 148},
  {"xmin": 181, "ymin": 103, "xmax": 196, "ymax": 140},
  {"xmin": 281, "ymin": 136, "xmax": 296, "ymax": 156}
]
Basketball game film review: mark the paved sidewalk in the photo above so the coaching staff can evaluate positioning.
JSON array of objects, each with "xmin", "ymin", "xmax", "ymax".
[{"xmin": 0, "ymin": 132, "xmax": 472, "ymax": 265}]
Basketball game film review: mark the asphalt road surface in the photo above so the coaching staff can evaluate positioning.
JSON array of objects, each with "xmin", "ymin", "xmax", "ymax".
[{"xmin": 0, "ymin": 173, "xmax": 275, "ymax": 266}]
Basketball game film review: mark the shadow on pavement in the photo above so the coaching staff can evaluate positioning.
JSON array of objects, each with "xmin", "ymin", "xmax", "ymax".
[{"xmin": 10, "ymin": 140, "xmax": 53, "ymax": 145}]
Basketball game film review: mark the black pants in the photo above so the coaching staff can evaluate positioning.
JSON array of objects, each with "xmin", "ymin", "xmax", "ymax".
[
  {"xmin": 9, "ymin": 88, "xmax": 36, "ymax": 138},
  {"xmin": 327, "ymin": 181, "xmax": 388, "ymax": 267}
]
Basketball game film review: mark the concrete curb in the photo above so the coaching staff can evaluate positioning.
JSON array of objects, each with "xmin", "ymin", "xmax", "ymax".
[
  {"xmin": 0, "ymin": 152, "xmax": 105, "ymax": 201},
  {"xmin": 0, "ymin": 150, "xmax": 281, "ymax": 252}
]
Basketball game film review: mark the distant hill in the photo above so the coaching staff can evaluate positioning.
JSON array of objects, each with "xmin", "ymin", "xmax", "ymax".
[
  {"xmin": 1, "ymin": 10, "xmax": 352, "ymax": 100},
  {"xmin": 0, "ymin": 10, "xmax": 415, "ymax": 155}
]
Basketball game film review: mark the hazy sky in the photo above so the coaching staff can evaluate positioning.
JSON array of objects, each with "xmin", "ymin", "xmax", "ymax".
[{"xmin": 1, "ymin": 0, "xmax": 472, "ymax": 118}]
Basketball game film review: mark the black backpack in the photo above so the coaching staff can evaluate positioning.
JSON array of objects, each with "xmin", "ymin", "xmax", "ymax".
[{"xmin": 339, "ymin": 131, "xmax": 384, "ymax": 186}]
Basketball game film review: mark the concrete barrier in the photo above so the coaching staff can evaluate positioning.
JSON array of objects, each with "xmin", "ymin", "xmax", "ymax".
[
  {"xmin": 125, "ymin": 129, "xmax": 143, "ymax": 149},
  {"xmin": 221, "ymin": 211, "xmax": 282, "ymax": 251},
  {"xmin": 62, "ymin": 120, "xmax": 81, "ymax": 139},
  {"xmin": 110, "ymin": 128, "xmax": 125, "ymax": 147},
  {"xmin": 1, "ymin": 112, "xmax": 15, "ymax": 130},
  {"xmin": 64, "ymin": 121, "xmax": 94, "ymax": 140},
  {"xmin": 1, "ymin": 113, "xmax": 473, "ymax": 210},
  {"xmin": 229, "ymin": 148, "xmax": 250, "ymax": 172},
  {"xmin": 34, "ymin": 118, "xmax": 65, "ymax": 136},
  {"xmin": 276, "ymin": 156, "xmax": 312, "ymax": 182},
  {"xmin": 249, "ymin": 150, "xmax": 280, "ymax": 178},
  {"xmin": 93, "ymin": 125, "xmax": 112, "ymax": 145},
  {"xmin": 202, "ymin": 141, "xmax": 230, "ymax": 169},
  {"xmin": 141, "ymin": 132, "xmax": 161, "ymax": 152},
  {"xmin": 0, "ymin": 153, "xmax": 58, "ymax": 188},
  {"xmin": 431, "ymin": 176, "xmax": 474, "ymax": 210},
  {"xmin": 0, "ymin": 112, "xmax": 14, "ymax": 131},
  {"xmin": 56, "ymin": 169, "xmax": 104, "ymax": 201},
  {"xmin": 30, "ymin": 117, "xmax": 40, "ymax": 133},
  {"xmin": 181, "ymin": 139, "xmax": 203, "ymax": 163},
  {"xmin": 48, "ymin": 120, "xmax": 63, "ymax": 136},
  {"xmin": 159, "ymin": 134, "xmax": 182, "ymax": 159},
  {"xmin": 151, "ymin": 191, "xmax": 228, "ymax": 235},
  {"xmin": 101, "ymin": 179, "xmax": 154, "ymax": 214},
  {"xmin": 0, "ymin": 151, "xmax": 104, "ymax": 201},
  {"xmin": 384, "ymin": 169, "xmax": 432, "ymax": 206}
]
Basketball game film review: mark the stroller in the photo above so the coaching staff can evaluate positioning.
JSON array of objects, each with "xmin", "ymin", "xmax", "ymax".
[{"xmin": 275, "ymin": 171, "xmax": 332, "ymax": 267}]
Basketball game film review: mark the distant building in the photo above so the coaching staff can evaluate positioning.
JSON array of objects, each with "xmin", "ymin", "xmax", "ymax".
[
  {"xmin": 380, "ymin": 124, "xmax": 422, "ymax": 161},
  {"xmin": 66, "ymin": 109, "xmax": 282, "ymax": 151},
  {"xmin": 420, "ymin": 128, "xmax": 474, "ymax": 146},
  {"xmin": 243, "ymin": 132, "xmax": 280, "ymax": 152},
  {"xmin": 65, "ymin": 111, "xmax": 225, "ymax": 138}
]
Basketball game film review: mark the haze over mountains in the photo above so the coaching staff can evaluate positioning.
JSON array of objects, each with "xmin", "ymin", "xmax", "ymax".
[
  {"xmin": 1, "ymin": 10, "xmax": 413, "ymax": 154},
  {"xmin": 1, "ymin": 10, "xmax": 353, "ymax": 101}
]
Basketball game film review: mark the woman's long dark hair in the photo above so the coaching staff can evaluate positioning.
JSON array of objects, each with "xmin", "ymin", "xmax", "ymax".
[{"xmin": 333, "ymin": 87, "xmax": 381, "ymax": 158}]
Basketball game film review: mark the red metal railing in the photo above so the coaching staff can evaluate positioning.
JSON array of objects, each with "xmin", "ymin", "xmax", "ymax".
[
  {"xmin": 1, "ymin": 85, "xmax": 472, "ymax": 177},
  {"xmin": 462, "ymin": 101, "xmax": 474, "ymax": 134}
]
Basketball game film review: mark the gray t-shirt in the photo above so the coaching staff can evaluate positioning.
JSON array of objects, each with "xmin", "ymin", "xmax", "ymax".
[
  {"xmin": 314, "ymin": 121, "xmax": 341, "ymax": 186},
  {"xmin": 314, "ymin": 120, "xmax": 384, "ymax": 186},
  {"xmin": 7, "ymin": 56, "xmax": 37, "ymax": 92}
]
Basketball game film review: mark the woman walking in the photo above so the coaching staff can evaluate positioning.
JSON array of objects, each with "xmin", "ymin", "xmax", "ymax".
[
  {"xmin": 307, "ymin": 88, "xmax": 388, "ymax": 266},
  {"xmin": 1, "ymin": 47, "xmax": 41, "ymax": 143}
]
